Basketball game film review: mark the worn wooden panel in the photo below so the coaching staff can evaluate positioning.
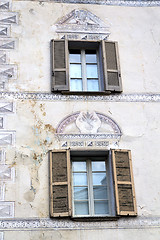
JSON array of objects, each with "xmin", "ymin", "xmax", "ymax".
[
  {"xmin": 54, "ymin": 41, "xmax": 66, "ymax": 69},
  {"xmin": 118, "ymin": 184, "xmax": 134, "ymax": 211},
  {"xmin": 115, "ymin": 151, "xmax": 131, "ymax": 182},
  {"xmin": 50, "ymin": 150, "xmax": 71, "ymax": 217},
  {"xmin": 116, "ymin": 167, "xmax": 131, "ymax": 182},
  {"xmin": 52, "ymin": 152, "xmax": 67, "ymax": 183},
  {"xmin": 105, "ymin": 42, "xmax": 117, "ymax": 70},
  {"xmin": 51, "ymin": 40, "xmax": 69, "ymax": 91},
  {"xmin": 112, "ymin": 149, "xmax": 137, "ymax": 216},
  {"xmin": 108, "ymin": 72, "xmax": 119, "ymax": 86},
  {"xmin": 55, "ymin": 71, "xmax": 66, "ymax": 86},
  {"xmin": 53, "ymin": 185, "xmax": 69, "ymax": 213},
  {"xmin": 103, "ymin": 41, "xmax": 122, "ymax": 92},
  {"xmin": 115, "ymin": 151, "xmax": 130, "ymax": 168}
]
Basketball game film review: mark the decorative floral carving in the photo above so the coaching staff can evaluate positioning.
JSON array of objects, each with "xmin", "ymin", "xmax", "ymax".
[{"xmin": 76, "ymin": 111, "xmax": 101, "ymax": 134}]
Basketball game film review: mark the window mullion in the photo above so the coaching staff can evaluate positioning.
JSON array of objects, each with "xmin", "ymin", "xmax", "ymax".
[
  {"xmin": 81, "ymin": 50, "xmax": 87, "ymax": 91},
  {"xmin": 88, "ymin": 160, "xmax": 94, "ymax": 216}
]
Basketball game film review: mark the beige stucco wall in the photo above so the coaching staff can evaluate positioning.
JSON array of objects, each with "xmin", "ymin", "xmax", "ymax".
[
  {"xmin": 9, "ymin": 2, "xmax": 160, "ymax": 93},
  {"xmin": 0, "ymin": 1, "xmax": 160, "ymax": 239}
]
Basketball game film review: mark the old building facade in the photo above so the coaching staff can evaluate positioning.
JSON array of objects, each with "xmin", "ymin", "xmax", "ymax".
[{"xmin": 0, "ymin": 0, "xmax": 160, "ymax": 239}]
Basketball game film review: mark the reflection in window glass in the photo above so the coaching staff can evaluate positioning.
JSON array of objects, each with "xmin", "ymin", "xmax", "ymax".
[
  {"xmin": 92, "ymin": 161, "xmax": 106, "ymax": 171},
  {"xmin": 86, "ymin": 53, "xmax": 97, "ymax": 63},
  {"xmin": 70, "ymin": 53, "xmax": 81, "ymax": 63},
  {"xmin": 72, "ymin": 158, "xmax": 110, "ymax": 216},
  {"xmin": 73, "ymin": 161, "xmax": 86, "ymax": 171},
  {"xmin": 69, "ymin": 49, "xmax": 100, "ymax": 92},
  {"xmin": 70, "ymin": 64, "xmax": 82, "ymax": 78},
  {"xmin": 87, "ymin": 80, "xmax": 99, "ymax": 91},
  {"xmin": 74, "ymin": 201, "xmax": 89, "ymax": 215},
  {"xmin": 70, "ymin": 79, "xmax": 82, "ymax": 91},
  {"xmin": 73, "ymin": 173, "xmax": 87, "ymax": 186},
  {"xmin": 86, "ymin": 65, "xmax": 98, "ymax": 78},
  {"xmin": 94, "ymin": 200, "xmax": 109, "ymax": 215},
  {"xmin": 93, "ymin": 186, "xmax": 108, "ymax": 199},
  {"xmin": 92, "ymin": 173, "xmax": 107, "ymax": 185},
  {"xmin": 74, "ymin": 187, "xmax": 88, "ymax": 200}
]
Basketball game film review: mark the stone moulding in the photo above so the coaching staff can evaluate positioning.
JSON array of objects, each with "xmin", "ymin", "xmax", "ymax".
[
  {"xmin": 56, "ymin": 133, "xmax": 121, "ymax": 139},
  {"xmin": 0, "ymin": 92, "xmax": 160, "ymax": 102},
  {"xmin": 0, "ymin": 217, "xmax": 160, "ymax": 230},
  {"xmin": 49, "ymin": 0, "xmax": 160, "ymax": 7},
  {"xmin": 56, "ymin": 9, "xmax": 110, "ymax": 35}
]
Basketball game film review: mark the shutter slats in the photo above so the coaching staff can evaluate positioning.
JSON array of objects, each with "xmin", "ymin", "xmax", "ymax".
[
  {"xmin": 102, "ymin": 41, "xmax": 122, "ymax": 92},
  {"xmin": 51, "ymin": 40, "xmax": 69, "ymax": 91},
  {"xmin": 112, "ymin": 149, "xmax": 137, "ymax": 216},
  {"xmin": 49, "ymin": 150, "xmax": 71, "ymax": 217}
]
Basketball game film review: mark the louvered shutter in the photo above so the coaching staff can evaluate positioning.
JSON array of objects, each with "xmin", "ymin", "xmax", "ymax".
[
  {"xmin": 102, "ymin": 41, "xmax": 122, "ymax": 92},
  {"xmin": 49, "ymin": 150, "xmax": 71, "ymax": 217},
  {"xmin": 112, "ymin": 149, "xmax": 137, "ymax": 216},
  {"xmin": 51, "ymin": 40, "xmax": 69, "ymax": 91}
]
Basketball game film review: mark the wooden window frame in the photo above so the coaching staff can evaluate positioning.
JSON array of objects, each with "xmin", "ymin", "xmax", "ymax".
[
  {"xmin": 49, "ymin": 149, "xmax": 137, "ymax": 219},
  {"xmin": 51, "ymin": 39, "xmax": 122, "ymax": 94},
  {"xmin": 69, "ymin": 48, "xmax": 101, "ymax": 92},
  {"xmin": 71, "ymin": 152, "xmax": 116, "ymax": 218}
]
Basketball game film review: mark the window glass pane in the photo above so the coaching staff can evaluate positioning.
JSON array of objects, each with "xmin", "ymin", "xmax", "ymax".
[
  {"xmin": 70, "ymin": 53, "xmax": 81, "ymax": 63},
  {"xmin": 87, "ymin": 79, "xmax": 99, "ymax": 91},
  {"xmin": 94, "ymin": 200, "xmax": 109, "ymax": 215},
  {"xmin": 70, "ymin": 79, "xmax": 82, "ymax": 91},
  {"xmin": 73, "ymin": 173, "xmax": 87, "ymax": 186},
  {"xmin": 86, "ymin": 54, "xmax": 97, "ymax": 63},
  {"xmin": 73, "ymin": 161, "xmax": 86, "ymax": 171},
  {"xmin": 74, "ymin": 187, "xmax": 88, "ymax": 200},
  {"xmin": 74, "ymin": 201, "xmax": 89, "ymax": 215},
  {"xmin": 70, "ymin": 64, "xmax": 82, "ymax": 78},
  {"xmin": 93, "ymin": 186, "xmax": 108, "ymax": 199},
  {"xmin": 92, "ymin": 173, "xmax": 107, "ymax": 185},
  {"xmin": 92, "ymin": 161, "xmax": 106, "ymax": 171},
  {"xmin": 86, "ymin": 65, "xmax": 98, "ymax": 78}
]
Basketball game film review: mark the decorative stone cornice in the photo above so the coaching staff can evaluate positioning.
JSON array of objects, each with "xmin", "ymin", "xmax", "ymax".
[
  {"xmin": 0, "ymin": 217, "xmax": 160, "ymax": 230},
  {"xmin": 0, "ymin": 92, "xmax": 160, "ymax": 102},
  {"xmin": 52, "ymin": 0, "xmax": 160, "ymax": 7}
]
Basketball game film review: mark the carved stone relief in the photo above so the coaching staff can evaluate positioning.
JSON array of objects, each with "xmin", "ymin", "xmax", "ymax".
[
  {"xmin": 56, "ymin": 111, "xmax": 121, "ymax": 136},
  {"xmin": 56, "ymin": 9, "xmax": 110, "ymax": 39},
  {"xmin": 56, "ymin": 111, "xmax": 121, "ymax": 149}
]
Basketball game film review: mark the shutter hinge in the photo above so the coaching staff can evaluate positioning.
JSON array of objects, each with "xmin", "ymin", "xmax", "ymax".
[
  {"xmin": 52, "ymin": 71, "xmax": 54, "ymax": 77},
  {"xmin": 119, "ymin": 73, "xmax": 121, "ymax": 77}
]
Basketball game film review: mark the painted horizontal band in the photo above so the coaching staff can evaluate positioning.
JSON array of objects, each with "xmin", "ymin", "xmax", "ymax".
[
  {"xmin": 0, "ymin": 92, "xmax": 160, "ymax": 102},
  {"xmin": 0, "ymin": 217, "xmax": 160, "ymax": 230}
]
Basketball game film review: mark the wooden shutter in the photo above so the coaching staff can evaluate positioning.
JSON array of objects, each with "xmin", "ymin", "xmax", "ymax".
[
  {"xmin": 102, "ymin": 41, "xmax": 122, "ymax": 92},
  {"xmin": 49, "ymin": 150, "xmax": 71, "ymax": 217},
  {"xmin": 51, "ymin": 39, "xmax": 69, "ymax": 91},
  {"xmin": 112, "ymin": 149, "xmax": 137, "ymax": 216}
]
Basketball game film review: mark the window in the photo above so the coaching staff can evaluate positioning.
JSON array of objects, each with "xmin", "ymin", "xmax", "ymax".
[
  {"xmin": 49, "ymin": 149, "xmax": 137, "ymax": 218},
  {"xmin": 51, "ymin": 40, "xmax": 122, "ymax": 93},
  {"xmin": 70, "ymin": 49, "xmax": 100, "ymax": 92},
  {"xmin": 72, "ymin": 154, "xmax": 115, "ymax": 217}
]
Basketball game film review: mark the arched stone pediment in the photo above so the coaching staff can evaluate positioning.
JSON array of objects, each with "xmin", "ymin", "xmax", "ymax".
[
  {"xmin": 56, "ymin": 9, "xmax": 110, "ymax": 36},
  {"xmin": 56, "ymin": 111, "xmax": 122, "ymax": 140}
]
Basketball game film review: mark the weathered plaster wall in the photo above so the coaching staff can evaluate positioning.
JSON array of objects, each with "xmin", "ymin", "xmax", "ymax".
[
  {"xmin": 0, "ymin": 0, "xmax": 160, "ymax": 239},
  {"xmin": 8, "ymin": 2, "xmax": 160, "ymax": 93}
]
